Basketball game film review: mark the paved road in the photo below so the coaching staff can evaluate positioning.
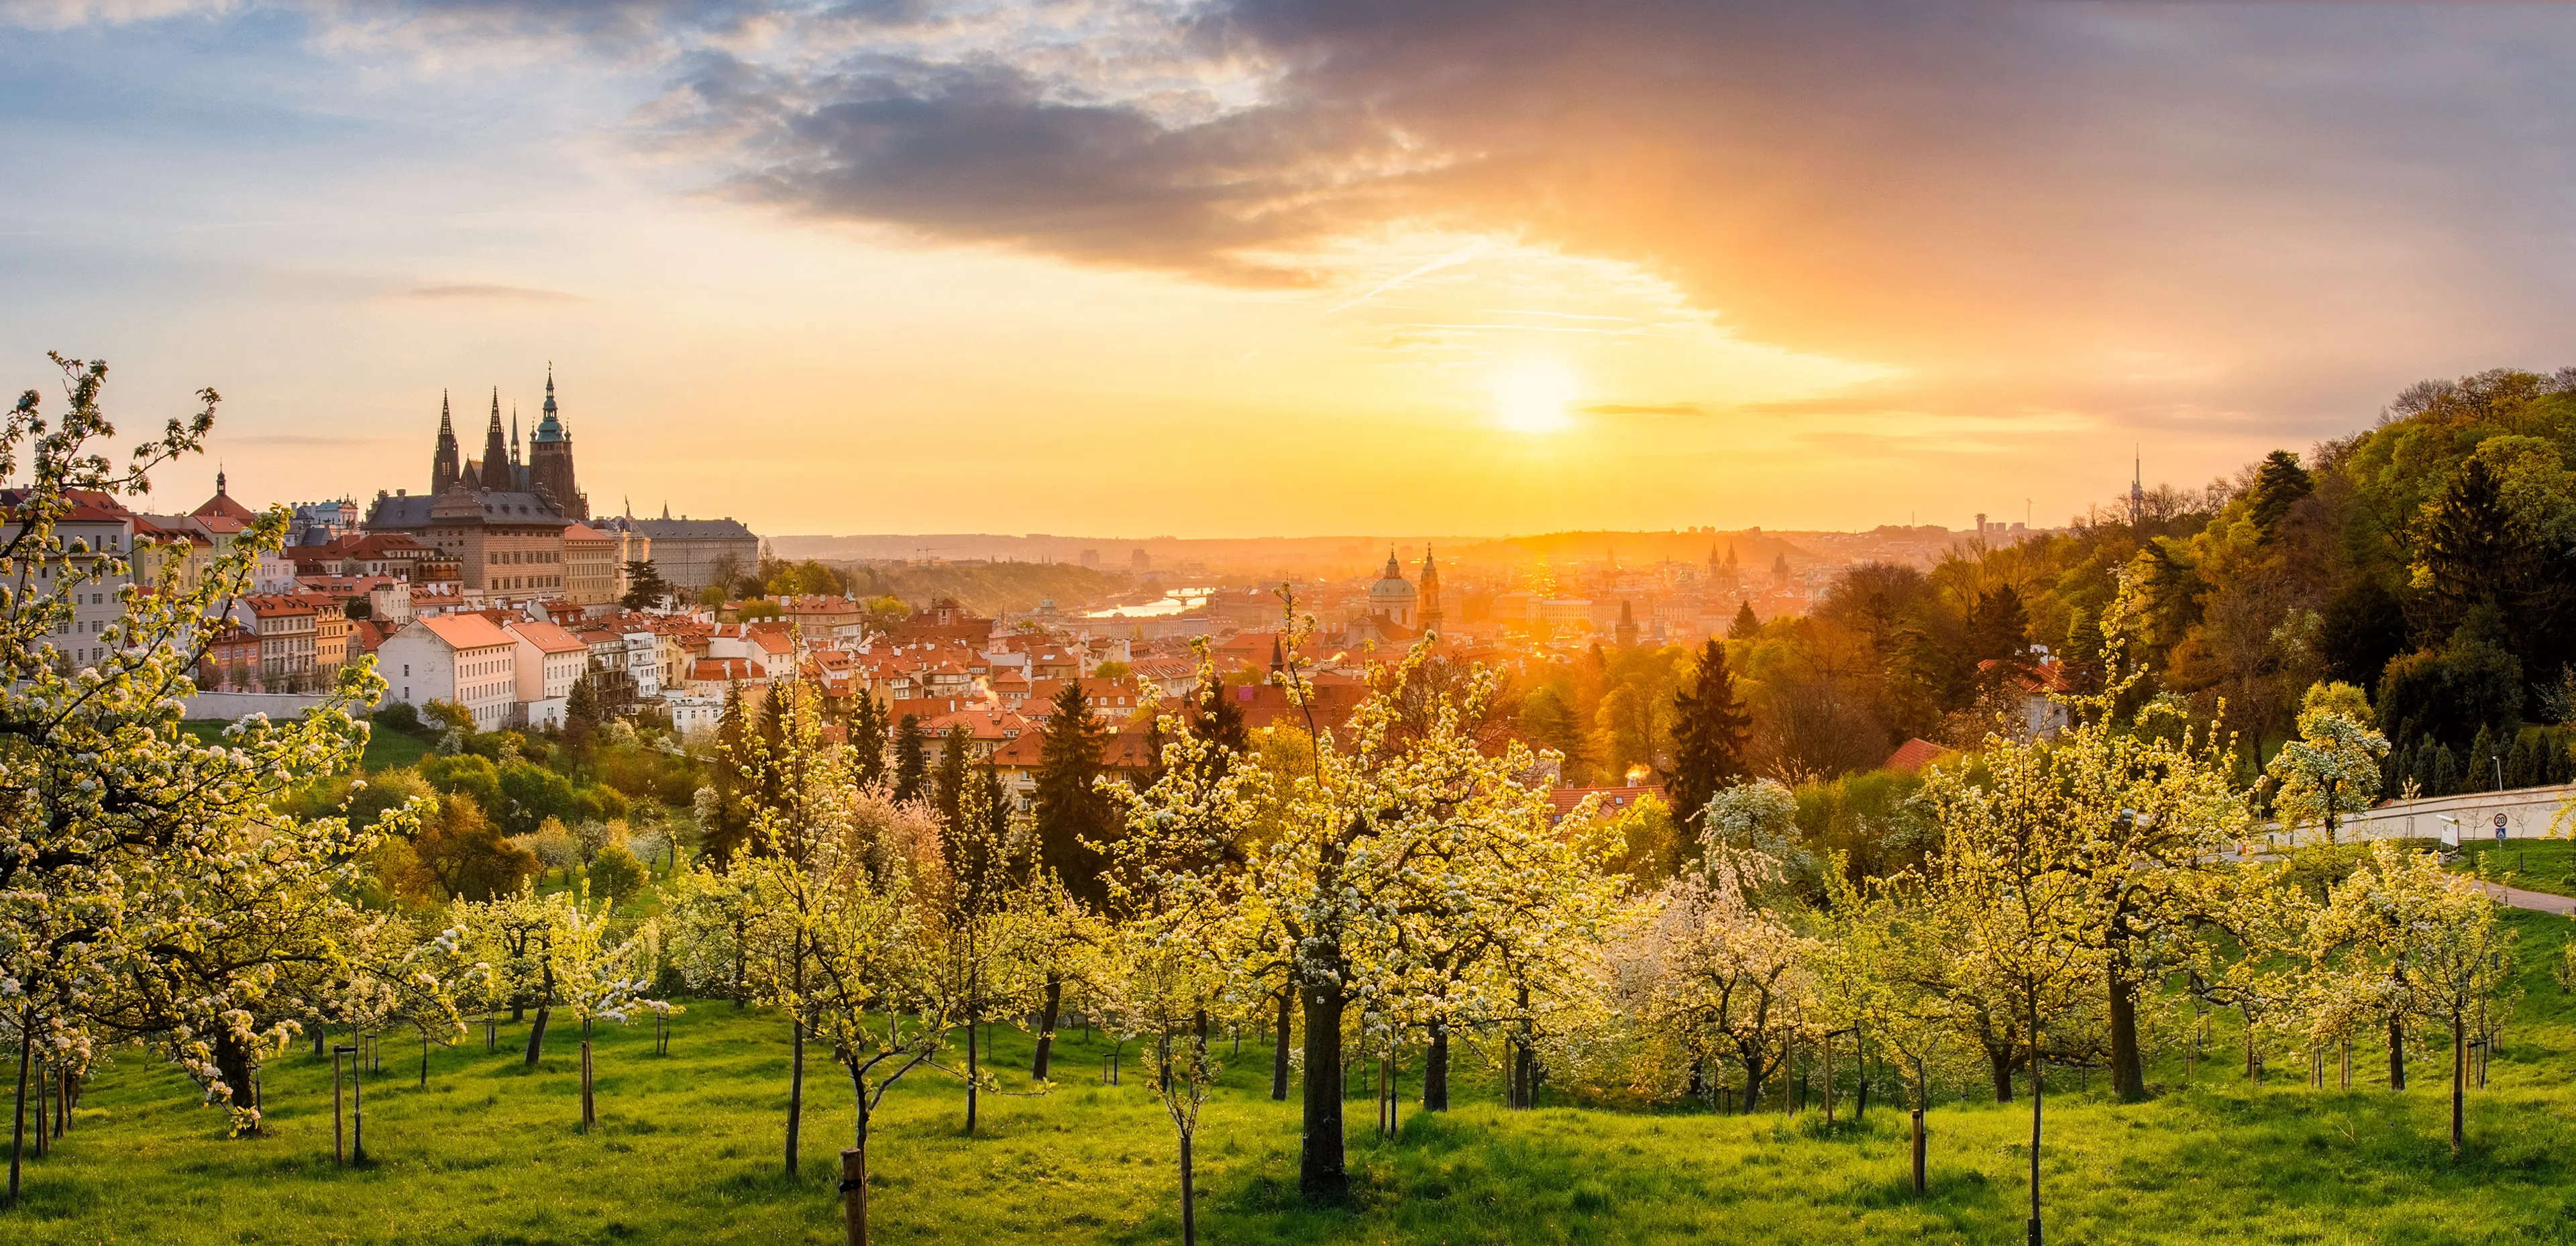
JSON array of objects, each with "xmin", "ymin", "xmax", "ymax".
[{"xmin": 2481, "ymin": 882, "xmax": 2576, "ymax": 916}]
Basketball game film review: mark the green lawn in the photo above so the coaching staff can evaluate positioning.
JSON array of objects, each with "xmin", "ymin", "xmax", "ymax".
[
  {"xmin": 180, "ymin": 720, "xmax": 430, "ymax": 774},
  {"xmin": 2457, "ymin": 838, "xmax": 2576, "ymax": 899},
  {"xmin": 14, "ymin": 908, "xmax": 2576, "ymax": 1244}
]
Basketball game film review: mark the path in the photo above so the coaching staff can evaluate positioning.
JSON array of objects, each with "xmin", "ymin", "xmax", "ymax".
[{"xmin": 2481, "ymin": 882, "xmax": 2576, "ymax": 917}]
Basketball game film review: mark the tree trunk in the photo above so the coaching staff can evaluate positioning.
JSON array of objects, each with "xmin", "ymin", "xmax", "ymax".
[
  {"xmin": 1741, "ymin": 1051, "xmax": 1767, "ymax": 1113},
  {"xmin": 1031, "ymin": 974, "xmax": 1063, "ymax": 1082},
  {"xmin": 966, "ymin": 1019, "xmax": 979, "ymax": 1135},
  {"xmin": 419, "ymin": 1031, "xmax": 429, "ymax": 1088},
  {"xmin": 525, "ymin": 1006, "xmax": 551, "ymax": 1067},
  {"xmin": 2027, "ymin": 993, "xmax": 2043, "ymax": 1246},
  {"xmin": 2450, "ymin": 1008, "xmax": 2465, "ymax": 1155},
  {"xmin": 580, "ymin": 1019, "xmax": 596, "ymax": 1128},
  {"xmin": 1270, "ymin": 990, "xmax": 1292, "ymax": 1102},
  {"xmin": 2107, "ymin": 960, "xmax": 2146, "ymax": 1102},
  {"xmin": 1988, "ymin": 1042, "xmax": 2016, "ymax": 1103},
  {"xmin": 1297, "ymin": 982, "xmax": 1347, "ymax": 1200},
  {"xmin": 1179, "ymin": 1128, "xmax": 1197, "ymax": 1246},
  {"xmin": 213, "ymin": 1028, "xmax": 261, "ymax": 1136},
  {"xmin": 845, "ymin": 1070, "xmax": 872, "ymax": 1246},
  {"xmin": 787, "ymin": 1021, "xmax": 806, "ymax": 1176},
  {"xmin": 1423, "ymin": 1018, "xmax": 1449, "ymax": 1111},
  {"xmin": 2387, "ymin": 1016, "xmax": 2406, "ymax": 1091}
]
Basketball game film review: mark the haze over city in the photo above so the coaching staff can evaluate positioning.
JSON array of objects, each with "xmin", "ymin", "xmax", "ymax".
[{"xmin": 14, "ymin": 1, "xmax": 2576, "ymax": 535}]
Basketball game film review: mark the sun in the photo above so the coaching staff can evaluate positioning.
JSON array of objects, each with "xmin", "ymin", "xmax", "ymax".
[{"xmin": 1489, "ymin": 357, "xmax": 1582, "ymax": 433}]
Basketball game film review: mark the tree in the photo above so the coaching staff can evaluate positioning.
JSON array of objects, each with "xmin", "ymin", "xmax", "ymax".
[
  {"xmin": 1920, "ymin": 714, "xmax": 2111, "ymax": 1246},
  {"xmin": 1666, "ymin": 639, "xmax": 1754, "ymax": 835},
  {"xmin": 1034, "ymin": 682, "xmax": 1112, "ymax": 907},
  {"xmin": 2265, "ymin": 682, "xmax": 2389, "ymax": 845},
  {"xmin": 0, "ymin": 356, "xmax": 416, "ymax": 1192},
  {"xmin": 1613, "ymin": 846, "xmax": 1813, "ymax": 1110},
  {"xmin": 724, "ymin": 678, "xmax": 973, "ymax": 1238},
  {"xmin": 892, "ymin": 715, "xmax": 928, "ymax": 807},
  {"xmin": 1729, "ymin": 601, "xmax": 1762, "ymax": 640},
  {"xmin": 932, "ymin": 723, "xmax": 973, "ymax": 833},
  {"xmin": 849, "ymin": 694, "xmax": 890, "ymax": 788},
  {"xmin": 414, "ymin": 792, "xmax": 539, "ymax": 900},
  {"xmin": 621, "ymin": 558, "xmax": 672, "ymax": 611},
  {"xmin": 588, "ymin": 843, "xmax": 647, "ymax": 906},
  {"xmin": 2245, "ymin": 449, "xmax": 2314, "ymax": 538},
  {"xmin": 546, "ymin": 888, "xmax": 667, "ymax": 1129}
]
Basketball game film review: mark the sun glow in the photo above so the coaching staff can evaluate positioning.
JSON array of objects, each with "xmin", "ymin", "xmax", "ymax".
[{"xmin": 1490, "ymin": 357, "xmax": 1582, "ymax": 433}]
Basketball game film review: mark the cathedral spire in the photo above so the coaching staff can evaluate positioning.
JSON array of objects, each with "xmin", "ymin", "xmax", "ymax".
[
  {"xmin": 431, "ymin": 390, "xmax": 462, "ymax": 495},
  {"xmin": 476, "ymin": 388, "xmax": 510, "ymax": 491}
]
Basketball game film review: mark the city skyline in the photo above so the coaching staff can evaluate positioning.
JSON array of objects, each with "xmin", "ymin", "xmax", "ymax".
[{"xmin": 11, "ymin": 3, "xmax": 2576, "ymax": 535}]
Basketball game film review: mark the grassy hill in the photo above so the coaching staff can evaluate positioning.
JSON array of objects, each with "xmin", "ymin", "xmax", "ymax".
[{"xmin": 15, "ymin": 908, "xmax": 2576, "ymax": 1244}]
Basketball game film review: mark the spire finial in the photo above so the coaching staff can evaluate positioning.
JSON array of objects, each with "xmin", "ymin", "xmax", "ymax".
[{"xmin": 439, "ymin": 390, "xmax": 451, "ymax": 428}]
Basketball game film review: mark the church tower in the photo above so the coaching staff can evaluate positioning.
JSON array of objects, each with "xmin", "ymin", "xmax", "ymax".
[
  {"xmin": 431, "ymin": 391, "xmax": 462, "ymax": 494},
  {"xmin": 1418, "ymin": 546, "xmax": 1444, "ymax": 635},
  {"xmin": 529, "ymin": 366, "xmax": 587, "ymax": 519},
  {"xmin": 472, "ymin": 389, "xmax": 511, "ymax": 491}
]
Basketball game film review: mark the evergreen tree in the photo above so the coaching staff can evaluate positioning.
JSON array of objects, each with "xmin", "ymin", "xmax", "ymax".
[
  {"xmin": 562, "ymin": 676, "xmax": 600, "ymax": 754},
  {"xmin": 2467, "ymin": 723, "xmax": 2500, "ymax": 791},
  {"xmin": 620, "ymin": 558, "xmax": 673, "ymax": 612},
  {"xmin": 1665, "ymin": 639, "xmax": 1753, "ymax": 833},
  {"xmin": 933, "ymin": 723, "xmax": 973, "ymax": 831},
  {"xmin": 849, "ymin": 694, "xmax": 889, "ymax": 788},
  {"xmin": 892, "ymin": 714, "xmax": 928, "ymax": 805},
  {"xmin": 2245, "ymin": 448, "xmax": 2314, "ymax": 538},
  {"xmin": 1729, "ymin": 601, "xmax": 1761, "ymax": 640},
  {"xmin": 705, "ymin": 682, "xmax": 753, "ymax": 863},
  {"xmin": 1034, "ymin": 682, "xmax": 1112, "ymax": 907},
  {"xmin": 1968, "ymin": 584, "xmax": 2035, "ymax": 692}
]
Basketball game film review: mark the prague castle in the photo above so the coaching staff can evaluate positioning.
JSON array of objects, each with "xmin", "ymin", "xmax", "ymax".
[{"xmin": 426, "ymin": 368, "xmax": 586, "ymax": 519}]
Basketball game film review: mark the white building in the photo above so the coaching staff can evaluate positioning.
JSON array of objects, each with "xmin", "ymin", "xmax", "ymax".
[
  {"xmin": 379, "ymin": 614, "xmax": 519, "ymax": 731},
  {"xmin": 666, "ymin": 692, "xmax": 724, "ymax": 738},
  {"xmin": 621, "ymin": 629, "xmax": 661, "ymax": 698},
  {"xmin": 504, "ymin": 619, "xmax": 589, "ymax": 730}
]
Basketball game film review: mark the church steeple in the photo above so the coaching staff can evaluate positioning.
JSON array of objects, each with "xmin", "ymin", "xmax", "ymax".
[
  {"xmin": 527, "ymin": 365, "xmax": 584, "ymax": 517},
  {"xmin": 431, "ymin": 390, "xmax": 462, "ymax": 494},
  {"xmin": 1419, "ymin": 545, "xmax": 1444, "ymax": 635},
  {"xmin": 476, "ymin": 388, "xmax": 509, "ymax": 490}
]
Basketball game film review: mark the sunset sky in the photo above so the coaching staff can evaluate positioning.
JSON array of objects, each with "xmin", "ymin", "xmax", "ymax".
[{"xmin": 7, "ymin": 1, "xmax": 2576, "ymax": 537}]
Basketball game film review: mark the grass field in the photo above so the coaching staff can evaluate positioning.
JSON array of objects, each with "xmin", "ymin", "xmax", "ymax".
[
  {"xmin": 12, "ymin": 908, "xmax": 2576, "ymax": 1244},
  {"xmin": 178, "ymin": 720, "xmax": 431, "ymax": 774}
]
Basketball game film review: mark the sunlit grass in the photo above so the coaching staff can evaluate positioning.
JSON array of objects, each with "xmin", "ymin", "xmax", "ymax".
[{"xmin": 12, "ymin": 913, "xmax": 2576, "ymax": 1243}]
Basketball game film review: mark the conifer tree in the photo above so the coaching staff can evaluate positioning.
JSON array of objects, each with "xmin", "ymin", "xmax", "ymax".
[
  {"xmin": 932, "ymin": 723, "xmax": 973, "ymax": 831},
  {"xmin": 1666, "ymin": 639, "xmax": 1753, "ymax": 833},
  {"xmin": 619, "ymin": 558, "xmax": 672, "ymax": 611},
  {"xmin": 849, "ymin": 694, "xmax": 889, "ymax": 788},
  {"xmin": 892, "ymin": 714, "xmax": 928, "ymax": 805},
  {"xmin": 1034, "ymin": 682, "xmax": 1112, "ymax": 907},
  {"xmin": 1729, "ymin": 601, "xmax": 1761, "ymax": 640}
]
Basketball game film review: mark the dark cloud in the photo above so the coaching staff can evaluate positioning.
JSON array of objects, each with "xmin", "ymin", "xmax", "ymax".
[{"xmin": 639, "ymin": 0, "xmax": 2576, "ymax": 427}]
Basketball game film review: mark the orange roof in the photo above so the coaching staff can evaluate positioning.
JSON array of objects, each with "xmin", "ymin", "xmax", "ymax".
[
  {"xmin": 416, "ymin": 613, "xmax": 515, "ymax": 651},
  {"xmin": 191, "ymin": 489, "xmax": 256, "ymax": 524},
  {"xmin": 505, "ymin": 619, "xmax": 588, "ymax": 654},
  {"xmin": 1884, "ymin": 738, "xmax": 1953, "ymax": 774}
]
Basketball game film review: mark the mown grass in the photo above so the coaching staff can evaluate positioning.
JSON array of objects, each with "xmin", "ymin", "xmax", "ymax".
[
  {"xmin": 2457, "ymin": 837, "xmax": 2576, "ymax": 899},
  {"xmin": 13, "ymin": 912, "xmax": 2576, "ymax": 1244},
  {"xmin": 178, "ymin": 720, "xmax": 431, "ymax": 774}
]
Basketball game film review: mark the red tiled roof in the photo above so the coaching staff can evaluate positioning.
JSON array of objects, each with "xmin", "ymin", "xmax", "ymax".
[{"xmin": 1884, "ymin": 738, "xmax": 1953, "ymax": 774}]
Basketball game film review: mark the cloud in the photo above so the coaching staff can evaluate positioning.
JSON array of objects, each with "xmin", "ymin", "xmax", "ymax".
[
  {"xmin": 612, "ymin": 0, "xmax": 2576, "ymax": 430},
  {"xmin": 394, "ymin": 282, "xmax": 588, "ymax": 303}
]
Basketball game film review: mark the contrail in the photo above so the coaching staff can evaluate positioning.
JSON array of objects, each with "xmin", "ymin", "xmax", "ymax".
[{"xmin": 1324, "ymin": 238, "xmax": 1493, "ymax": 315}]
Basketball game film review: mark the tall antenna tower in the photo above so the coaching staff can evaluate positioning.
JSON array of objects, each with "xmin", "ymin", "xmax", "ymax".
[{"xmin": 2129, "ymin": 444, "xmax": 2145, "ymax": 516}]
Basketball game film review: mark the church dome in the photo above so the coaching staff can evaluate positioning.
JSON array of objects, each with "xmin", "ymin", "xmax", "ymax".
[{"xmin": 1369, "ymin": 549, "xmax": 1417, "ymax": 609}]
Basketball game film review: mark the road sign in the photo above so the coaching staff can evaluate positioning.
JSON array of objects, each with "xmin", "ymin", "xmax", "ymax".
[{"xmin": 2496, "ymin": 812, "xmax": 2510, "ymax": 844}]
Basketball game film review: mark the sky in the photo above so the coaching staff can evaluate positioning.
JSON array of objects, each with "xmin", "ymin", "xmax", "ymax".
[{"xmin": 6, "ymin": 1, "xmax": 2576, "ymax": 539}]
